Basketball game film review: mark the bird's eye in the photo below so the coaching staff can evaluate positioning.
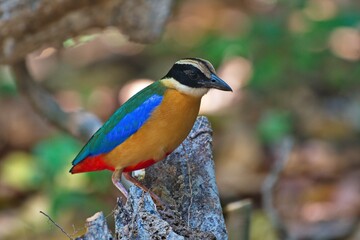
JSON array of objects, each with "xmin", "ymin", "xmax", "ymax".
[
  {"xmin": 184, "ymin": 69, "xmax": 201, "ymax": 81},
  {"xmin": 188, "ymin": 72, "xmax": 199, "ymax": 80}
]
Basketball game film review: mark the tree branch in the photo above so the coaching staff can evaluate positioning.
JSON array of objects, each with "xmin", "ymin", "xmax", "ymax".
[
  {"xmin": 262, "ymin": 138, "xmax": 294, "ymax": 240},
  {"xmin": 0, "ymin": 0, "xmax": 174, "ymax": 64},
  {"xmin": 10, "ymin": 60, "xmax": 102, "ymax": 141}
]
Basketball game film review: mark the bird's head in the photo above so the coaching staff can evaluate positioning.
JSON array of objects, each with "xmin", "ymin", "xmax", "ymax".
[{"xmin": 161, "ymin": 58, "xmax": 232, "ymax": 97}]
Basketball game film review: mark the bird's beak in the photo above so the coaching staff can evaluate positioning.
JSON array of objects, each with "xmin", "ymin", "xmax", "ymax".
[{"xmin": 205, "ymin": 74, "xmax": 233, "ymax": 91}]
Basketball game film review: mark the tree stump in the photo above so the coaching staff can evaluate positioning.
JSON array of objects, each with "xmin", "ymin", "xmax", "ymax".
[{"xmin": 78, "ymin": 117, "xmax": 228, "ymax": 239}]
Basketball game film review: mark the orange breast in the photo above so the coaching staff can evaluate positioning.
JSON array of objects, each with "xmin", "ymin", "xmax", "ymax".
[{"xmin": 104, "ymin": 89, "xmax": 201, "ymax": 171}]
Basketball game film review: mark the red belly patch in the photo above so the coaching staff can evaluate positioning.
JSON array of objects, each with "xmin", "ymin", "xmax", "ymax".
[
  {"xmin": 123, "ymin": 152, "xmax": 172, "ymax": 172},
  {"xmin": 123, "ymin": 159, "xmax": 156, "ymax": 172},
  {"xmin": 71, "ymin": 152, "xmax": 173, "ymax": 174},
  {"xmin": 70, "ymin": 154, "xmax": 114, "ymax": 174}
]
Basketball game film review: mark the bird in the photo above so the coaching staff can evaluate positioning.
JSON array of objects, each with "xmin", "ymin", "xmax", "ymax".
[{"xmin": 69, "ymin": 58, "xmax": 232, "ymax": 202}]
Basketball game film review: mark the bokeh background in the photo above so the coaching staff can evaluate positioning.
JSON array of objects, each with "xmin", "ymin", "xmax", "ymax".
[{"xmin": 0, "ymin": 0, "xmax": 359, "ymax": 239}]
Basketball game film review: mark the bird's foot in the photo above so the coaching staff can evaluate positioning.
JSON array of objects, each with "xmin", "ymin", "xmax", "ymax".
[
  {"xmin": 122, "ymin": 172, "xmax": 168, "ymax": 208},
  {"xmin": 112, "ymin": 169, "xmax": 169, "ymax": 209}
]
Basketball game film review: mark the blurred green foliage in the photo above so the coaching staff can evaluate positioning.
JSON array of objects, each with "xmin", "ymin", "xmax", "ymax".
[
  {"xmin": 33, "ymin": 135, "xmax": 79, "ymax": 183},
  {"xmin": 0, "ymin": 68, "xmax": 17, "ymax": 96},
  {"xmin": 0, "ymin": 152, "xmax": 37, "ymax": 191},
  {"xmin": 250, "ymin": 210, "xmax": 277, "ymax": 240},
  {"xmin": 31, "ymin": 135, "xmax": 113, "ymax": 217},
  {"xmin": 63, "ymin": 34, "xmax": 99, "ymax": 48},
  {"xmin": 257, "ymin": 110, "xmax": 292, "ymax": 144}
]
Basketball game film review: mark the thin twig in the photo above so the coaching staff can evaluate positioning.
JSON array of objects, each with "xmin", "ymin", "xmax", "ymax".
[
  {"xmin": 105, "ymin": 206, "xmax": 117, "ymax": 219},
  {"xmin": 262, "ymin": 137, "xmax": 294, "ymax": 240},
  {"xmin": 39, "ymin": 211, "xmax": 72, "ymax": 240}
]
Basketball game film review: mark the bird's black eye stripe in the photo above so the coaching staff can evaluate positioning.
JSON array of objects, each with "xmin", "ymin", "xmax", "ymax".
[
  {"xmin": 182, "ymin": 64, "xmax": 207, "ymax": 78},
  {"xmin": 184, "ymin": 69, "xmax": 200, "ymax": 80},
  {"xmin": 163, "ymin": 63, "xmax": 208, "ymax": 88}
]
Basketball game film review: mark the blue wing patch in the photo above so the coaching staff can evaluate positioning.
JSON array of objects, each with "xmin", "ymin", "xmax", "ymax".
[{"xmin": 72, "ymin": 94, "xmax": 163, "ymax": 165}]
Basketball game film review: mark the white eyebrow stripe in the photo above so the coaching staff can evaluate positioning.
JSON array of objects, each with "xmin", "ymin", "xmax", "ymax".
[
  {"xmin": 176, "ymin": 60, "xmax": 202, "ymax": 68},
  {"xmin": 175, "ymin": 59, "xmax": 212, "ymax": 78}
]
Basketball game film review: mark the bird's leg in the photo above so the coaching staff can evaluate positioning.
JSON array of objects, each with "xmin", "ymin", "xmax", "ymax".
[
  {"xmin": 112, "ymin": 169, "xmax": 128, "ymax": 204},
  {"xmin": 123, "ymin": 171, "xmax": 165, "ymax": 207},
  {"xmin": 122, "ymin": 172, "xmax": 178, "ymax": 220}
]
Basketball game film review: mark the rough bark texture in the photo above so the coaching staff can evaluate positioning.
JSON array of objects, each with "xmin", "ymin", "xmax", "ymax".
[
  {"xmin": 76, "ymin": 212, "xmax": 113, "ymax": 240},
  {"xmin": 78, "ymin": 117, "xmax": 228, "ymax": 239},
  {"xmin": 0, "ymin": 0, "xmax": 174, "ymax": 64}
]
